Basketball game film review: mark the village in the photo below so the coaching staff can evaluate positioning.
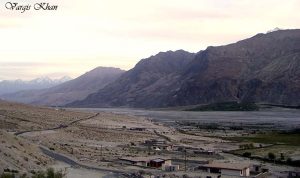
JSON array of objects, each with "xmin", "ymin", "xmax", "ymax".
[
  {"xmin": 109, "ymin": 137, "xmax": 286, "ymax": 178},
  {"xmin": 0, "ymin": 101, "xmax": 299, "ymax": 178},
  {"xmin": 23, "ymin": 110, "xmax": 300, "ymax": 178}
]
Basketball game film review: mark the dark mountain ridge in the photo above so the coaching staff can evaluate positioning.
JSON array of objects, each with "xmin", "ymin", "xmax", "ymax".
[
  {"xmin": 172, "ymin": 29, "xmax": 300, "ymax": 106},
  {"xmin": 69, "ymin": 29, "xmax": 300, "ymax": 108},
  {"xmin": 69, "ymin": 50, "xmax": 195, "ymax": 107}
]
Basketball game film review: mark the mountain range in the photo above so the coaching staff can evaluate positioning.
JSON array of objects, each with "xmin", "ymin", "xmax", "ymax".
[
  {"xmin": 0, "ymin": 76, "xmax": 71, "ymax": 95},
  {"xmin": 1, "ymin": 67, "xmax": 124, "ymax": 106},
  {"xmin": 69, "ymin": 29, "xmax": 300, "ymax": 108},
  {"xmin": 2, "ymin": 29, "xmax": 300, "ymax": 108}
]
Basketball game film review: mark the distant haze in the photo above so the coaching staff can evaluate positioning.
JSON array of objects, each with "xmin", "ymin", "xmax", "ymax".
[
  {"xmin": 0, "ymin": 76, "xmax": 71, "ymax": 95},
  {"xmin": 0, "ymin": 0, "xmax": 300, "ymax": 80}
]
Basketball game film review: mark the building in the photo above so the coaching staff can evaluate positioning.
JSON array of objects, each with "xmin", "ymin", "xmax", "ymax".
[
  {"xmin": 288, "ymin": 171, "xmax": 300, "ymax": 178},
  {"xmin": 149, "ymin": 158, "xmax": 171, "ymax": 168},
  {"xmin": 162, "ymin": 164, "xmax": 180, "ymax": 172},
  {"xmin": 144, "ymin": 139, "xmax": 173, "ymax": 151},
  {"xmin": 118, "ymin": 157, "xmax": 150, "ymax": 167},
  {"xmin": 129, "ymin": 127, "xmax": 147, "ymax": 131},
  {"xmin": 145, "ymin": 139, "xmax": 167, "ymax": 145},
  {"xmin": 174, "ymin": 145, "xmax": 203, "ymax": 152},
  {"xmin": 251, "ymin": 164, "xmax": 268, "ymax": 174},
  {"xmin": 194, "ymin": 150, "xmax": 216, "ymax": 155},
  {"xmin": 200, "ymin": 162, "xmax": 251, "ymax": 177},
  {"xmin": 119, "ymin": 157, "xmax": 172, "ymax": 169},
  {"xmin": 152, "ymin": 144, "xmax": 173, "ymax": 151}
]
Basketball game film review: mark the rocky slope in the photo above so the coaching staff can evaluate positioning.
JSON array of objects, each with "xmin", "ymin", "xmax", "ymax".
[
  {"xmin": 172, "ymin": 29, "xmax": 300, "ymax": 106},
  {"xmin": 0, "ymin": 130, "xmax": 52, "ymax": 174},
  {"xmin": 2, "ymin": 67, "xmax": 125, "ymax": 106},
  {"xmin": 69, "ymin": 29, "xmax": 300, "ymax": 108},
  {"xmin": 0, "ymin": 100, "xmax": 94, "ymax": 174},
  {"xmin": 68, "ymin": 50, "xmax": 196, "ymax": 107}
]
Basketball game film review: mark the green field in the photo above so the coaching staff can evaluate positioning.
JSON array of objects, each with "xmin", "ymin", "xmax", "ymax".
[
  {"xmin": 229, "ymin": 132, "xmax": 300, "ymax": 164},
  {"xmin": 186, "ymin": 102, "xmax": 259, "ymax": 111},
  {"xmin": 233, "ymin": 145, "xmax": 300, "ymax": 159},
  {"xmin": 228, "ymin": 132, "xmax": 300, "ymax": 146}
]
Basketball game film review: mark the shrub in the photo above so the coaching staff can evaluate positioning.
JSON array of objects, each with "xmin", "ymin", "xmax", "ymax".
[
  {"xmin": 31, "ymin": 168, "xmax": 63, "ymax": 178},
  {"xmin": 32, "ymin": 171, "xmax": 45, "ymax": 178},
  {"xmin": 239, "ymin": 143, "xmax": 255, "ymax": 149},
  {"xmin": 243, "ymin": 152, "xmax": 252, "ymax": 157},
  {"xmin": 287, "ymin": 157, "xmax": 292, "ymax": 164},
  {"xmin": 268, "ymin": 152, "xmax": 276, "ymax": 160},
  {"xmin": 0, "ymin": 173, "xmax": 15, "ymax": 178},
  {"xmin": 46, "ymin": 168, "xmax": 55, "ymax": 178},
  {"xmin": 280, "ymin": 153, "xmax": 285, "ymax": 160}
]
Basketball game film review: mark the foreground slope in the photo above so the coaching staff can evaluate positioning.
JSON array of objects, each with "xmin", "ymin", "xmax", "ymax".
[
  {"xmin": 0, "ymin": 100, "xmax": 93, "ymax": 173},
  {"xmin": 0, "ymin": 130, "xmax": 52, "ymax": 173},
  {"xmin": 2, "ymin": 67, "xmax": 125, "ymax": 106},
  {"xmin": 69, "ymin": 29, "xmax": 300, "ymax": 108}
]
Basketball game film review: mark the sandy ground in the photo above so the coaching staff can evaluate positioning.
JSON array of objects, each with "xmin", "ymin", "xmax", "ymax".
[
  {"xmin": 0, "ymin": 100, "xmax": 93, "ymax": 132},
  {"xmin": 0, "ymin": 130, "xmax": 52, "ymax": 173},
  {"xmin": 19, "ymin": 112, "xmax": 169, "ymax": 166},
  {"xmin": 1, "ymin": 100, "xmax": 299, "ymax": 177},
  {"xmin": 52, "ymin": 161, "xmax": 108, "ymax": 178}
]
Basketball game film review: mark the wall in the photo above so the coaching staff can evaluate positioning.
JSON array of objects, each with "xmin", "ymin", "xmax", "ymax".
[{"xmin": 221, "ymin": 169, "xmax": 241, "ymax": 176}]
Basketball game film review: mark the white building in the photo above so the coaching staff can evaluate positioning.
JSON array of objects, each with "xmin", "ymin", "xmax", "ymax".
[{"xmin": 201, "ymin": 162, "xmax": 251, "ymax": 177}]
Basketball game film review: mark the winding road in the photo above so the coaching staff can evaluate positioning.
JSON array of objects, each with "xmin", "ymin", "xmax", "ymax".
[
  {"xmin": 14, "ymin": 112, "xmax": 127, "ymax": 176},
  {"xmin": 15, "ymin": 113, "xmax": 99, "ymax": 136},
  {"xmin": 39, "ymin": 146, "xmax": 124, "ymax": 174}
]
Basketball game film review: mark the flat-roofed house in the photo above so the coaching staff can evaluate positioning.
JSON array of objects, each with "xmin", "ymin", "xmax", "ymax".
[
  {"xmin": 149, "ymin": 158, "xmax": 171, "ymax": 168},
  {"xmin": 152, "ymin": 144, "xmax": 173, "ymax": 151},
  {"xmin": 119, "ymin": 157, "xmax": 150, "ymax": 167},
  {"xmin": 119, "ymin": 157, "xmax": 172, "ymax": 169},
  {"xmin": 145, "ymin": 139, "xmax": 166, "ymax": 145},
  {"xmin": 194, "ymin": 150, "xmax": 216, "ymax": 155},
  {"xmin": 162, "ymin": 164, "xmax": 180, "ymax": 172},
  {"xmin": 129, "ymin": 127, "xmax": 147, "ymax": 131},
  {"xmin": 201, "ymin": 162, "xmax": 250, "ymax": 177}
]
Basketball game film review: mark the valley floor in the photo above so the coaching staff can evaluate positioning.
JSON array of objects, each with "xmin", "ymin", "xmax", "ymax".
[{"xmin": 0, "ymin": 101, "xmax": 299, "ymax": 177}]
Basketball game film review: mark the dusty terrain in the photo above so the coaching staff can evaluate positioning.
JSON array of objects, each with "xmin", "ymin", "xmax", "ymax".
[
  {"xmin": 1, "ymin": 100, "xmax": 299, "ymax": 177},
  {"xmin": 0, "ymin": 101, "xmax": 93, "ymax": 132},
  {"xmin": 0, "ymin": 130, "xmax": 51, "ymax": 174},
  {"xmin": 0, "ymin": 100, "xmax": 94, "ymax": 176}
]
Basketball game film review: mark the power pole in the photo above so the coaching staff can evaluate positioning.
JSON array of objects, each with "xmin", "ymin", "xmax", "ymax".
[
  {"xmin": 100, "ymin": 145, "xmax": 103, "ymax": 159},
  {"xmin": 184, "ymin": 149, "xmax": 187, "ymax": 172}
]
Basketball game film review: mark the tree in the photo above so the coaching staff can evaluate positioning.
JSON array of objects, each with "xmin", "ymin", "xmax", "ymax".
[
  {"xmin": 0, "ymin": 173, "xmax": 15, "ymax": 178},
  {"xmin": 280, "ymin": 153, "xmax": 285, "ymax": 160},
  {"xmin": 243, "ymin": 152, "xmax": 252, "ymax": 157},
  {"xmin": 32, "ymin": 171, "xmax": 45, "ymax": 178},
  {"xmin": 287, "ymin": 157, "xmax": 292, "ymax": 164},
  {"xmin": 31, "ymin": 168, "xmax": 63, "ymax": 178},
  {"xmin": 46, "ymin": 168, "xmax": 55, "ymax": 178},
  {"xmin": 268, "ymin": 152, "xmax": 276, "ymax": 160}
]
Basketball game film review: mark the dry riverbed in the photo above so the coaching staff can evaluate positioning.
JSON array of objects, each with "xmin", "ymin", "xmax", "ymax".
[{"xmin": 1, "ymin": 100, "xmax": 299, "ymax": 177}]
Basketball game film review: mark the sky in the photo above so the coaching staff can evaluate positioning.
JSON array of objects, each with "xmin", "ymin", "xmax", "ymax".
[{"xmin": 0, "ymin": 0, "xmax": 300, "ymax": 80}]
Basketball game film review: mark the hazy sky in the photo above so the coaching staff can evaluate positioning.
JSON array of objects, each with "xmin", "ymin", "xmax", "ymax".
[{"xmin": 0, "ymin": 0, "xmax": 299, "ymax": 80}]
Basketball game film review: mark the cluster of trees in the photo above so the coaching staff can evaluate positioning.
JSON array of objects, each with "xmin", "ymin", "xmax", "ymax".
[
  {"xmin": 240, "ymin": 151, "xmax": 300, "ymax": 166},
  {"xmin": 187, "ymin": 102, "xmax": 259, "ymax": 111},
  {"xmin": 239, "ymin": 143, "xmax": 255, "ymax": 149},
  {"xmin": 1, "ymin": 168, "xmax": 64, "ymax": 178}
]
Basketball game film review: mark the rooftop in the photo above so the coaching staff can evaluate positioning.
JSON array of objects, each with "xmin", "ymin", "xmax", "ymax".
[
  {"xmin": 202, "ymin": 162, "xmax": 251, "ymax": 171},
  {"xmin": 151, "ymin": 158, "xmax": 165, "ymax": 163},
  {"xmin": 120, "ymin": 157, "xmax": 170, "ymax": 163}
]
